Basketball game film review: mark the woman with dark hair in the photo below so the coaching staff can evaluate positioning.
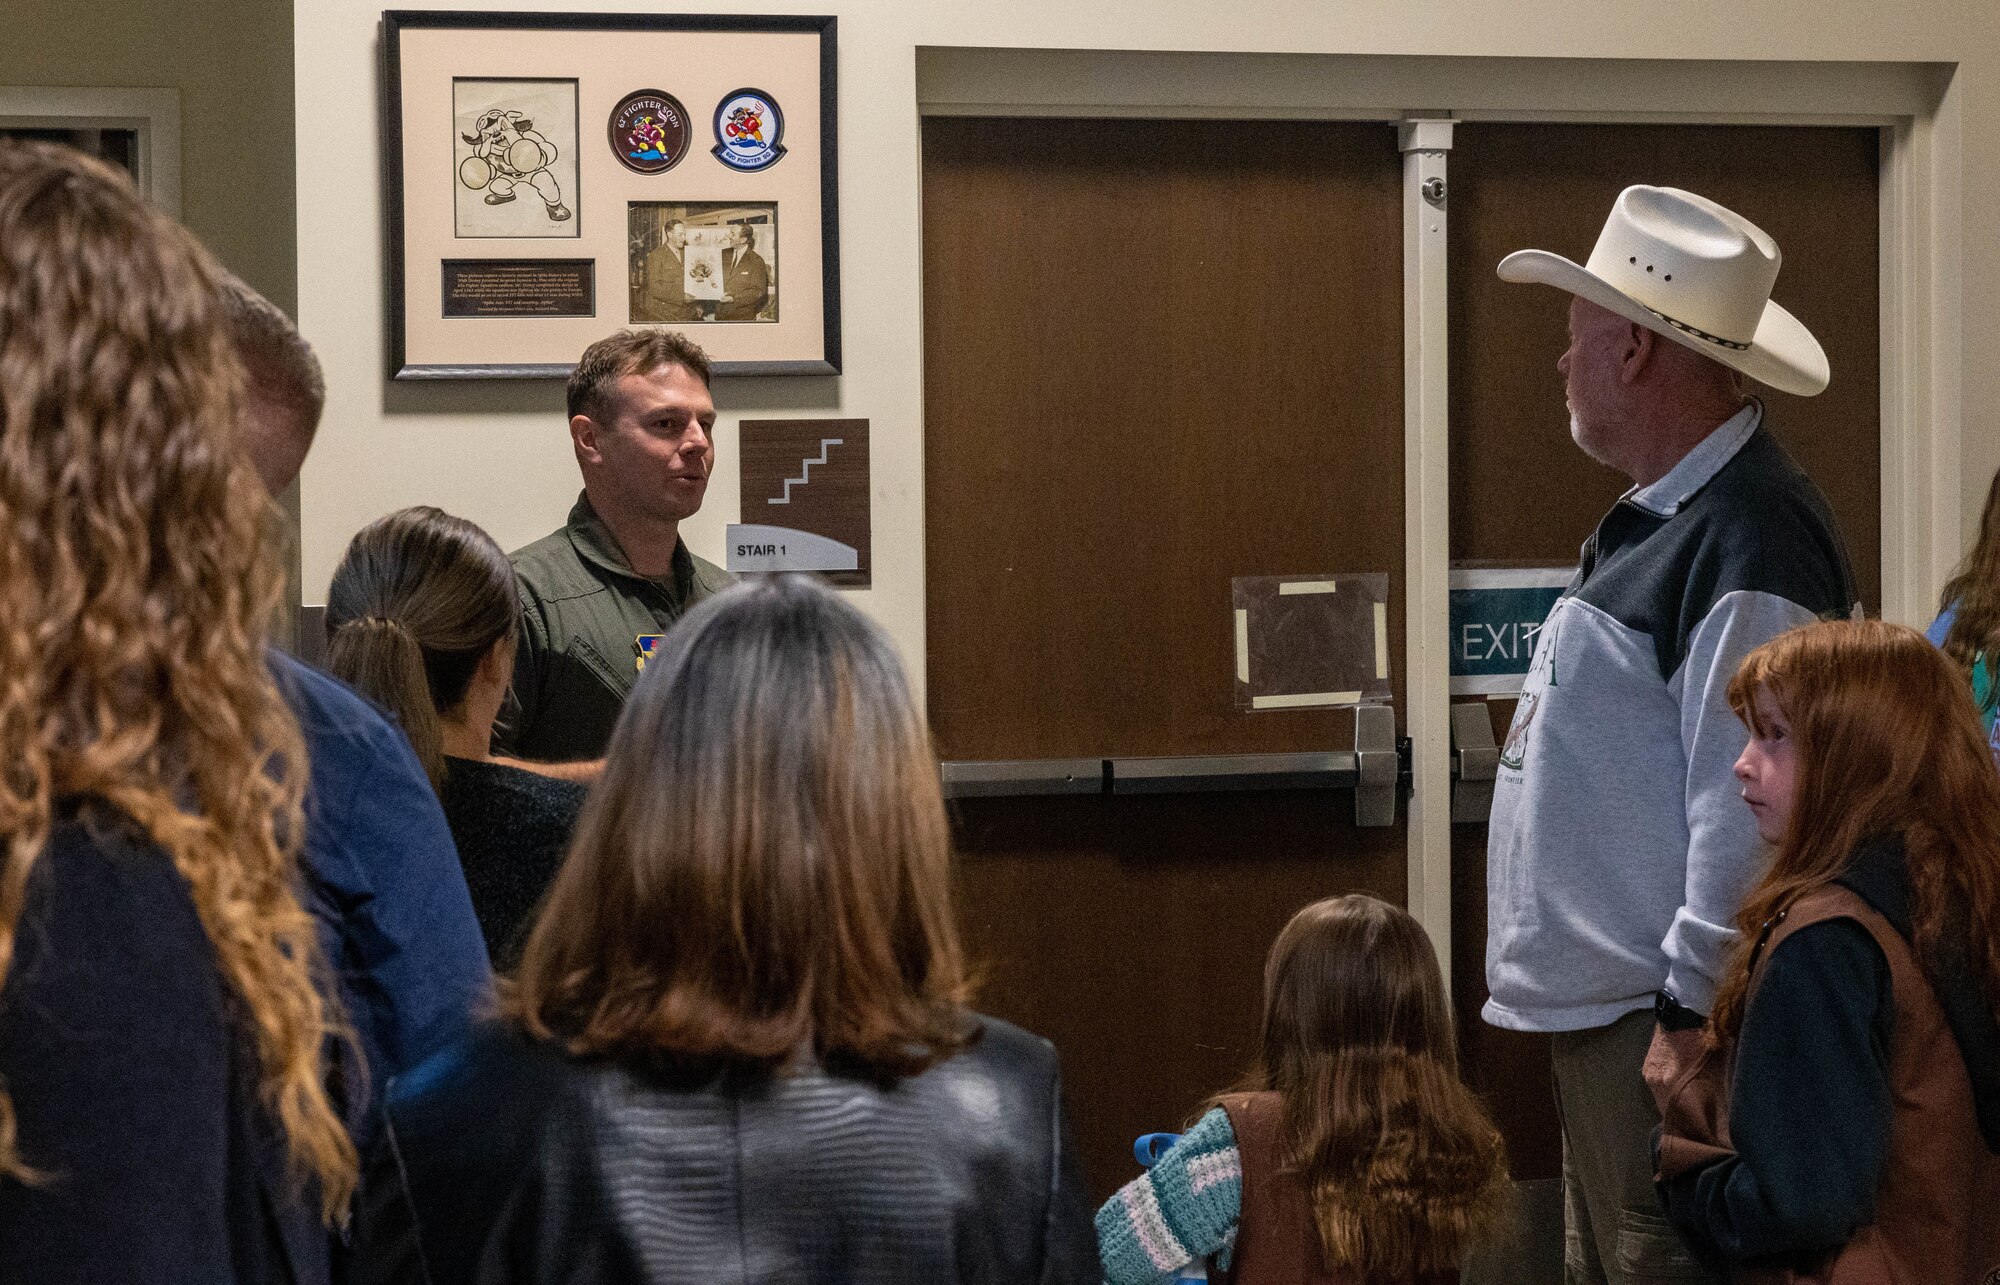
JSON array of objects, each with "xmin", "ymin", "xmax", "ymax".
[
  {"xmin": 0, "ymin": 140, "xmax": 354, "ymax": 1280},
  {"xmin": 1097, "ymin": 895, "xmax": 1511, "ymax": 1284},
  {"xmin": 1929, "ymin": 469, "xmax": 2000, "ymax": 752},
  {"xmin": 352, "ymin": 574, "xmax": 1097, "ymax": 1284},
  {"xmin": 1649, "ymin": 620, "xmax": 2000, "ymax": 1281},
  {"xmin": 325, "ymin": 506, "xmax": 584, "ymax": 965}
]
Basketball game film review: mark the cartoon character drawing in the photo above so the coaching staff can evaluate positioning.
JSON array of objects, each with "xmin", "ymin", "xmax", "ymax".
[
  {"xmin": 624, "ymin": 115, "xmax": 671, "ymax": 163},
  {"xmin": 722, "ymin": 103, "xmax": 765, "ymax": 149},
  {"xmin": 1497, "ymin": 686, "xmax": 1539, "ymax": 771},
  {"xmin": 458, "ymin": 108, "xmax": 571, "ymax": 222},
  {"xmin": 1498, "ymin": 600, "xmax": 1564, "ymax": 771}
]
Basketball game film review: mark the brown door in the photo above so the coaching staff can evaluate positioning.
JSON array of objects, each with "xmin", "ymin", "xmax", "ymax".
[
  {"xmin": 1445, "ymin": 122, "xmax": 1882, "ymax": 1180},
  {"xmin": 922, "ymin": 116, "xmax": 1407, "ymax": 1197}
]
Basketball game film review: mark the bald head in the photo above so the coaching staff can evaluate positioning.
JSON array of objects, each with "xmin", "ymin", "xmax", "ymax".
[{"xmin": 219, "ymin": 275, "xmax": 324, "ymax": 492}]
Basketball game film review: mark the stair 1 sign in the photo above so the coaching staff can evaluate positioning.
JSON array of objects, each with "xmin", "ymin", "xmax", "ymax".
[
  {"xmin": 1448, "ymin": 567, "xmax": 1573, "ymax": 696},
  {"xmin": 727, "ymin": 418, "xmax": 870, "ymax": 582}
]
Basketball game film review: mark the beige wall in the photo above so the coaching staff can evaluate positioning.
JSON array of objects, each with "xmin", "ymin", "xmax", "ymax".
[
  {"xmin": 294, "ymin": 0, "xmax": 2000, "ymax": 691},
  {"xmin": 4, "ymin": 0, "xmax": 297, "ymax": 311}
]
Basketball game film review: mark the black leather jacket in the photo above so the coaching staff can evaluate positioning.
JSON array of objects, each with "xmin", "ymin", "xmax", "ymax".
[{"xmin": 350, "ymin": 1016, "xmax": 1097, "ymax": 1285}]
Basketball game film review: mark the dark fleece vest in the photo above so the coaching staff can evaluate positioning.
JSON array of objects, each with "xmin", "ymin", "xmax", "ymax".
[{"xmin": 1648, "ymin": 885, "xmax": 2000, "ymax": 1284}]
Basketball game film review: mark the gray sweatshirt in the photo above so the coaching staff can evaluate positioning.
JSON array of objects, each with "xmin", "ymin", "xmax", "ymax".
[{"xmin": 1484, "ymin": 406, "xmax": 1858, "ymax": 1031}]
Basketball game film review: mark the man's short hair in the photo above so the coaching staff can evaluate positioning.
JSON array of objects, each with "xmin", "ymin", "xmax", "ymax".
[
  {"xmin": 568, "ymin": 329, "xmax": 713, "ymax": 423},
  {"xmin": 219, "ymin": 273, "xmax": 325, "ymax": 429}
]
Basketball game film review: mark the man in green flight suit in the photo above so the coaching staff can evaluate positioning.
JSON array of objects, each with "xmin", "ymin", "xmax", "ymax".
[{"xmin": 497, "ymin": 329, "xmax": 732, "ymax": 769}]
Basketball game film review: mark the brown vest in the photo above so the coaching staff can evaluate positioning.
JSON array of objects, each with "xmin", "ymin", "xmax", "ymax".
[
  {"xmin": 1647, "ymin": 886, "xmax": 2000, "ymax": 1285},
  {"xmin": 1211, "ymin": 1092, "xmax": 1458, "ymax": 1285}
]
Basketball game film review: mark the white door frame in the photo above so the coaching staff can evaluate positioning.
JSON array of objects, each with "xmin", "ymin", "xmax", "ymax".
[{"xmin": 0, "ymin": 85, "xmax": 182, "ymax": 215}]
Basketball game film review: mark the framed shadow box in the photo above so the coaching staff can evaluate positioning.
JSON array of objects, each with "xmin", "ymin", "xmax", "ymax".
[{"xmin": 380, "ymin": 10, "xmax": 839, "ymax": 378}]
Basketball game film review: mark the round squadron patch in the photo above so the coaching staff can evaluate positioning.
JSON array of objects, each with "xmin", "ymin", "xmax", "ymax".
[
  {"xmin": 711, "ymin": 89, "xmax": 786, "ymax": 172},
  {"xmin": 609, "ymin": 90, "xmax": 691, "ymax": 175}
]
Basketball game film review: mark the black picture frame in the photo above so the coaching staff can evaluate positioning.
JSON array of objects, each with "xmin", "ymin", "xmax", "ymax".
[{"xmin": 379, "ymin": 10, "xmax": 840, "ymax": 379}]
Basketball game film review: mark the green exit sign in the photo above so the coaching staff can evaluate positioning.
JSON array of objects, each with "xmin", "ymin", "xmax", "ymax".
[{"xmin": 1450, "ymin": 568, "xmax": 1572, "ymax": 696}]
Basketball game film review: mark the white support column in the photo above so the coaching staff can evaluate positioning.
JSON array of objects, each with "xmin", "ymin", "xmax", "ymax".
[
  {"xmin": 1880, "ymin": 99, "xmax": 1964, "ymax": 629},
  {"xmin": 1400, "ymin": 116, "xmax": 1454, "ymax": 973}
]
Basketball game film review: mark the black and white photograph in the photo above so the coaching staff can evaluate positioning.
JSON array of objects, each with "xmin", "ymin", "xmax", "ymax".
[
  {"xmin": 451, "ymin": 77, "xmax": 579, "ymax": 238},
  {"xmin": 628, "ymin": 201, "xmax": 777, "ymax": 323}
]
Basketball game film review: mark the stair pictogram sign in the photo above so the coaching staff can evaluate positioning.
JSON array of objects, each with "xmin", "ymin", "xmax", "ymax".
[{"xmin": 729, "ymin": 418, "xmax": 871, "ymax": 582}]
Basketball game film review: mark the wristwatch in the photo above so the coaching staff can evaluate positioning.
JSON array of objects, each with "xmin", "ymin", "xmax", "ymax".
[{"xmin": 1654, "ymin": 989, "xmax": 1706, "ymax": 1032}]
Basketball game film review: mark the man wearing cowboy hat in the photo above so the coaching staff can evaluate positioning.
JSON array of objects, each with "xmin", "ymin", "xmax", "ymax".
[{"xmin": 1484, "ymin": 187, "xmax": 1858, "ymax": 1285}]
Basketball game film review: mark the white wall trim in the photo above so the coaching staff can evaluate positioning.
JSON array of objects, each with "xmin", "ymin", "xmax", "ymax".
[
  {"xmin": 1874, "ymin": 68, "xmax": 1965, "ymax": 629},
  {"xmin": 916, "ymin": 49, "xmax": 1947, "ymax": 121},
  {"xmin": 1881, "ymin": 120, "xmax": 1925, "ymax": 624},
  {"xmin": 0, "ymin": 85, "xmax": 181, "ymax": 216},
  {"xmin": 1926, "ymin": 72, "xmax": 1966, "ymax": 623}
]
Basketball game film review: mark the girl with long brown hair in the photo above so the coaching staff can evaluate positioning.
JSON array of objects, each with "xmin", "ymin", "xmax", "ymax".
[
  {"xmin": 1097, "ymin": 895, "xmax": 1511, "ymax": 1284},
  {"xmin": 351, "ymin": 574, "xmax": 1096, "ymax": 1284},
  {"xmin": 0, "ymin": 142, "xmax": 354, "ymax": 1278},
  {"xmin": 325, "ymin": 506, "xmax": 584, "ymax": 965},
  {"xmin": 1928, "ymin": 468, "xmax": 2000, "ymax": 753},
  {"xmin": 1649, "ymin": 619, "xmax": 2000, "ymax": 1282}
]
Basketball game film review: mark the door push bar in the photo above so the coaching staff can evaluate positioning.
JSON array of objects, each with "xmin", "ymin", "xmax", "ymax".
[
  {"xmin": 938, "ymin": 704, "xmax": 1405, "ymax": 827},
  {"xmin": 1112, "ymin": 751, "xmax": 1356, "ymax": 795},
  {"xmin": 934, "ymin": 758, "xmax": 1106, "ymax": 798},
  {"xmin": 1449, "ymin": 701, "xmax": 1500, "ymax": 824}
]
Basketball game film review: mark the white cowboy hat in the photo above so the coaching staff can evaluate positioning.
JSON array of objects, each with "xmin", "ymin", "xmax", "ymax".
[{"xmin": 1497, "ymin": 185, "xmax": 1828, "ymax": 397}]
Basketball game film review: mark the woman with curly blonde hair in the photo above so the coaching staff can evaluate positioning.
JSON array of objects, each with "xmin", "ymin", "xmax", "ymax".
[
  {"xmin": 1098, "ymin": 895, "xmax": 1512, "ymax": 1284},
  {"xmin": 0, "ymin": 141, "xmax": 355, "ymax": 1281}
]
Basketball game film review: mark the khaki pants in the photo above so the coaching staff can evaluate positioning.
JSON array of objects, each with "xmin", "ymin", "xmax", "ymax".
[{"xmin": 1550, "ymin": 1009, "xmax": 1720, "ymax": 1285}]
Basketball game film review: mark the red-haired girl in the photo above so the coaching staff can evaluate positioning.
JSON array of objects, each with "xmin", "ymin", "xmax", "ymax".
[{"xmin": 1650, "ymin": 619, "xmax": 2000, "ymax": 1282}]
